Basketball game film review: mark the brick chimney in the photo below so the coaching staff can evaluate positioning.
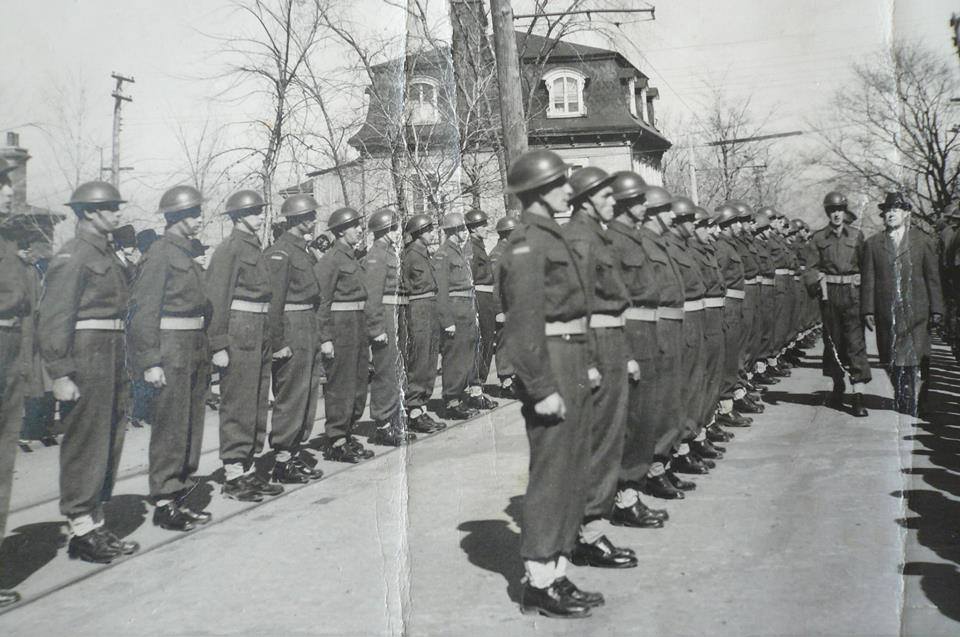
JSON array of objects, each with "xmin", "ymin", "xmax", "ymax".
[{"xmin": 0, "ymin": 132, "xmax": 30, "ymax": 212}]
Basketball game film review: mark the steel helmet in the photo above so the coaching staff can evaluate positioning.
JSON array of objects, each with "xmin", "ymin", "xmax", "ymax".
[
  {"xmin": 224, "ymin": 189, "xmax": 265, "ymax": 215},
  {"xmin": 368, "ymin": 207, "xmax": 400, "ymax": 233},
  {"xmin": 694, "ymin": 207, "xmax": 712, "ymax": 227},
  {"xmin": 823, "ymin": 191, "xmax": 848, "ymax": 210},
  {"xmin": 754, "ymin": 212, "xmax": 771, "ymax": 230},
  {"xmin": 609, "ymin": 171, "xmax": 647, "ymax": 202},
  {"xmin": 327, "ymin": 207, "xmax": 363, "ymax": 233},
  {"xmin": 66, "ymin": 181, "xmax": 126, "ymax": 207},
  {"xmin": 671, "ymin": 196, "xmax": 697, "ymax": 220},
  {"xmin": 506, "ymin": 150, "xmax": 568, "ymax": 194},
  {"xmin": 280, "ymin": 193, "xmax": 319, "ymax": 217},
  {"xmin": 789, "ymin": 219, "xmax": 804, "ymax": 234},
  {"xmin": 442, "ymin": 212, "xmax": 466, "ymax": 231},
  {"xmin": 159, "ymin": 185, "xmax": 203, "ymax": 215},
  {"xmin": 404, "ymin": 213, "xmax": 433, "ymax": 236},
  {"xmin": 728, "ymin": 200, "xmax": 754, "ymax": 221},
  {"xmin": 464, "ymin": 208, "xmax": 489, "ymax": 228},
  {"xmin": 715, "ymin": 204, "xmax": 740, "ymax": 226},
  {"xmin": 569, "ymin": 166, "xmax": 614, "ymax": 201},
  {"xmin": 0, "ymin": 158, "xmax": 16, "ymax": 178},
  {"xmin": 642, "ymin": 186, "xmax": 673, "ymax": 210},
  {"xmin": 496, "ymin": 216, "xmax": 518, "ymax": 234}
]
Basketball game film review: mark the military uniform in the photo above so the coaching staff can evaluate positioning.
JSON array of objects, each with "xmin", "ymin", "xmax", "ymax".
[
  {"xmin": 714, "ymin": 231, "xmax": 746, "ymax": 399},
  {"xmin": 316, "ymin": 241, "xmax": 369, "ymax": 440},
  {"xmin": 489, "ymin": 232, "xmax": 514, "ymax": 387},
  {"xmin": 469, "ymin": 233, "xmax": 497, "ymax": 388},
  {"xmin": 498, "ymin": 211, "xmax": 592, "ymax": 564},
  {"xmin": 0, "ymin": 232, "xmax": 30, "ymax": 556},
  {"xmin": 563, "ymin": 212, "xmax": 630, "ymax": 535},
  {"xmin": 128, "ymin": 233, "xmax": 211, "ymax": 504},
  {"xmin": 363, "ymin": 236, "xmax": 405, "ymax": 427},
  {"xmin": 736, "ymin": 231, "xmax": 762, "ymax": 370},
  {"xmin": 265, "ymin": 231, "xmax": 323, "ymax": 469},
  {"xmin": 401, "ymin": 238, "xmax": 440, "ymax": 422},
  {"xmin": 206, "ymin": 228, "xmax": 273, "ymax": 475},
  {"xmin": 690, "ymin": 234, "xmax": 727, "ymax": 428},
  {"xmin": 434, "ymin": 236, "xmax": 478, "ymax": 411},
  {"xmin": 39, "ymin": 226, "xmax": 131, "ymax": 533},
  {"xmin": 809, "ymin": 225, "xmax": 872, "ymax": 385},
  {"xmin": 662, "ymin": 231, "xmax": 707, "ymax": 441}
]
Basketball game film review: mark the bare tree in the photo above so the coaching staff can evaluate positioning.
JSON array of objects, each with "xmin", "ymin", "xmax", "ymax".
[
  {"xmin": 216, "ymin": 0, "xmax": 323, "ymax": 241},
  {"xmin": 41, "ymin": 73, "xmax": 101, "ymax": 195},
  {"xmin": 814, "ymin": 40, "xmax": 960, "ymax": 221}
]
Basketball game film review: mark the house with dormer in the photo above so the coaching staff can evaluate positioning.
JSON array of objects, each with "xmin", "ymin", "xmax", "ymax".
[{"xmin": 302, "ymin": 26, "xmax": 671, "ymax": 220}]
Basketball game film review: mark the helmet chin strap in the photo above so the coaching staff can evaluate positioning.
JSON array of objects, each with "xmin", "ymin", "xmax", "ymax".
[{"xmin": 240, "ymin": 214, "xmax": 258, "ymax": 235}]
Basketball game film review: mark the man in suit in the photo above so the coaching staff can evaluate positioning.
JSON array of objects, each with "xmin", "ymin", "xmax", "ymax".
[{"xmin": 861, "ymin": 191, "xmax": 943, "ymax": 415}]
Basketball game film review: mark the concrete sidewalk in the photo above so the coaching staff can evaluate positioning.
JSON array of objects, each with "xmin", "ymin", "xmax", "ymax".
[{"xmin": 0, "ymin": 340, "xmax": 958, "ymax": 635}]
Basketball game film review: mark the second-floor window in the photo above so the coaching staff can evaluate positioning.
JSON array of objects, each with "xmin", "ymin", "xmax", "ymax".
[
  {"xmin": 544, "ymin": 69, "xmax": 586, "ymax": 118},
  {"xmin": 407, "ymin": 77, "xmax": 439, "ymax": 125}
]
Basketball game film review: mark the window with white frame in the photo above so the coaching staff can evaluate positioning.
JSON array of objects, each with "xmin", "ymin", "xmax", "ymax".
[
  {"xmin": 407, "ymin": 77, "xmax": 439, "ymax": 125},
  {"xmin": 543, "ymin": 69, "xmax": 586, "ymax": 118}
]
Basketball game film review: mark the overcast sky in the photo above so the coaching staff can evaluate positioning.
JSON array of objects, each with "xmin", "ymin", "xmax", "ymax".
[{"xmin": 1, "ymin": 0, "xmax": 957, "ymax": 229}]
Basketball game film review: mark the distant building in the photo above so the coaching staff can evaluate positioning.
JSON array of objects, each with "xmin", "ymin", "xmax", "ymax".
[
  {"xmin": 288, "ymin": 19, "xmax": 671, "ymax": 222},
  {"xmin": 0, "ymin": 132, "xmax": 66, "ymax": 245}
]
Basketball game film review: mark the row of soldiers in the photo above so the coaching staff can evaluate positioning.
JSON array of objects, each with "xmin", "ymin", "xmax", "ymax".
[
  {"xmin": 495, "ymin": 150, "xmax": 837, "ymax": 618},
  {"xmin": 0, "ymin": 160, "xmax": 528, "ymax": 599}
]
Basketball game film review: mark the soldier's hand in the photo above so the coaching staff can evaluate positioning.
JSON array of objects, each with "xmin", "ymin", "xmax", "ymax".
[
  {"xmin": 144, "ymin": 366, "xmax": 166, "ymax": 388},
  {"xmin": 52, "ymin": 376, "xmax": 80, "ymax": 402},
  {"xmin": 863, "ymin": 314, "xmax": 875, "ymax": 332},
  {"xmin": 931, "ymin": 313, "xmax": 943, "ymax": 328},
  {"xmin": 372, "ymin": 333, "xmax": 388, "ymax": 345},
  {"xmin": 321, "ymin": 341, "xmax": 335, "ymax": 358},
  {"xmin": 444, "ymin": 325, "xmax": 456, "ymax": 337},
  {"xmin": 273, "ymin": 346, "xmax": 293, "ymax": 360},
  {"xmin": 495, "ymin": 313, "xmax": 505, "ymax": 324},
  {"xmin": 627, "ymin": 359, "xmax": 641, "ymax": 382},
  {"xmin": 587, "ymin": 367, "xmax": 602, "ymax": 390},
  {"xmin": 534, "ymin": 392, "xmax": 566, "ymax": 421},
  {"xmin": 212, "ymin": 349, "xmax": 230, "ymax": 368}
]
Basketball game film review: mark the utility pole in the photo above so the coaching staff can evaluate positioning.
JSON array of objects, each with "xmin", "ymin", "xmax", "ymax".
[
  {"xmin": 109, "ymin": 72, "xmax": 135, "ymax": 188},
  {"xmin": 489, "ymin": 0, "xmax": 527, "ymax": 210}
]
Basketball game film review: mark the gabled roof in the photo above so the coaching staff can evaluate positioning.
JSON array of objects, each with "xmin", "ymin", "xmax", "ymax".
[{"xmin": 516, "ymin": 31, "xmax": 618, "ymax": 61}]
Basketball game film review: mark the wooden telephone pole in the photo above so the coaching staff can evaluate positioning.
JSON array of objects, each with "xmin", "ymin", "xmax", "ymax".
[
  {"xmin": 109, "ymin": 72, "xmax": 135, "ymax": 188},
  {"xmin": 489, "ymin": 0, "xmax": 527, "ymax": 210}
]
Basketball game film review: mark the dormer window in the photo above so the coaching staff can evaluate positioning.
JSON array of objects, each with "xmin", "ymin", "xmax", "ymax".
[
  {"xmin": 543, "ymin": 69, "xmax": 586, "ymax": 118},
  {"xmin": 407, "ymin": 76, "xmax": 440, "ymax": 125}
]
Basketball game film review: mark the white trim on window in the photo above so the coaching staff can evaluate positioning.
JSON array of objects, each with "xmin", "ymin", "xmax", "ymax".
[
  {"xmin": 407, "ymin": 75, "xmax": 440, "ymax": 125},
  {"xmin": 543, "ymin": 68, "xmax": 586, "ymax": 119}
]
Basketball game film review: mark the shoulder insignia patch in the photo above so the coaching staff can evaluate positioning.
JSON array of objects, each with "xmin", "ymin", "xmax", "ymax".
[
  {"xmin": 270, "ymin": 254, "xmax": 286, "ymax": 260},
  {"xmin": 55, "ymin": 253, "xmax": 71, "ymax": 259},
  {"xmin": 512, "ymin": 245, "xmax": 530, "ymax": 255}
]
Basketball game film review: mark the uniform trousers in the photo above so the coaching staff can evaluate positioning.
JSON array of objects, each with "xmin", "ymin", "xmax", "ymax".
[
  {"xmin": 620, "ymin": 319, "xmax": 659, "ymax": 482},
  {"xmin": 403, "ymin": 298, "xmax": 439, "ymax": 410},
  {"xmin": 700, "ymin": 307, "xmax": 726, "ymax": 425},
  {"xmin": 722, "ymin": 298, "xmax": 744, "ymax": 396},
  {"xmin": 59, "ymin": 331, "xmax": 128, "ymax": 519},
  {"xmin": 520, "ymin": 336, "xmax": 591, "ymax": 560},
  {"xmin": 584, "ymin": 325, "xmax": 628, "ymax": 518},
  {"xmin": 218, "ymin": 310, "xmax": 271, "ymax": 468},
  {"xmin": 757, "ymin": 284, "xmax": 776, "ymax": 359},
  {"xmin": 149, "ymin": 329, "xmax": 210, "ymax": 499},
  {"xmin": 369, "ymin": 306, "xmax": 402, "ymax": 423},
  {"xmin": 323, "ymin": 309, "xmax": 369, "ymax": 439},
  {"xmin": 820, "ymin": 284, "xmax": 872, "ymax": 384},
  {"xmin": 0, "ymin": 328, "xmax": 23, "ymax": 539},
  {"xmin": 680, "ymin": 310, "xmax": 706, "ymax": 438},
  {"xmin": 494, "ymin": 320, "xmax": 514, "ymax": 379},
  {"xmin": 270, "ymin": 310, "xmax": 321, "ymax": 451},
  {"xmin": 441, "ymin": 297, "xmax": 478, "ymax": 402},
  {"xmin": 654, "ymin": 319, "xmax": 685, "ymax": 457},
  {"xmin": 474, "ymin": 290, "xmax": 497, "ymax": 387},
  {"xmin": 741, "ymin": 285, "xmax": 759, "ymax": 367},
  {"xmin": 773, "ymin": 274, "xmax": 794, "ymax": 354}
]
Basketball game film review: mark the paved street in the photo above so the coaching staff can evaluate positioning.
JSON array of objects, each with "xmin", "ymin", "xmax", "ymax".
[{"xmin": 1, "ymin": 337, "xmax": 959, "ymax": 636}]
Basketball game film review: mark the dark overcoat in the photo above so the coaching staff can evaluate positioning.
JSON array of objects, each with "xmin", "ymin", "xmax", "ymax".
[{"xmin": 861, "ymin": 227, "xmax": 943, "ymax": 366}]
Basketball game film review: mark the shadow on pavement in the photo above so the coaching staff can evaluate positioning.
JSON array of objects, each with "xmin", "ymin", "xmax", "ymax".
[
  {"xmin": 0, "ymin": 522, "xmax": 66, "ymax": 589},
  {"xmin": 897, "ymin": 342, "xmax": 960, "ymax": 624},
  {"xmin": 103, "ymin": 494, "xmax": 149, "ymax": 540},
  {"xmin": 458, "ymin": 495, "xmax": 525, "ymax": 603}
]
